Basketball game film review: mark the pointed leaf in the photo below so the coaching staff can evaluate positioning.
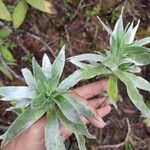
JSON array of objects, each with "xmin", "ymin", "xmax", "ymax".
[
  {"xmin": 81, "ymin": 65, "xmax": 110, "ymax": 79},
  {"xmin": 21, "ymin": 68, "xmax": 36, "ymax": 89},
  {"xmin": 57, "ymin": 109, "xmax": 95, "ymax": 139},
  {"xmin": 97, "ymin": 16, "xmax": 113, "ymax": 35},
  {"xmin": 116, "ymin": 69, "xmax": 150, "ymax": 118},
  {"xmin": 0, "ymin": 86, "xmax": 36, "ymax": 100},
  {"xmin": 42, "ymin": 54, "xmax": 52, "ymax": 79},
  {"xmin": 113, "ymin": 7, "xmax": 124, "ymax": 40},
  {"xmin": 58, "ymin": 70, "xmax": 82, "ymax": 91},
  {"xmin": 55, "ymin": 95, "xmax": 82, "ymax": 124},
  {"xmin": 12, "ymin": 0, "xmax": 28, "ymax": 28},
  {"xmin": 64, "ymin": 95, "xmax": 96, "ymax": 119},
  {"xmin": 6, "ymin": 98, "xmax": 31, "ymax": 111},
  {"xmin": 32, "ymin": 57, "xmax": 47, "ymax": 83},
  {"xmin": 75, "ymin": 134, "xmax": 87, "ymax": 150},
  {"xmin": 108, "ymin": 75, "xmax": 118, "ymax": 107},
  {"xmin": 0, "ymin": 0, "xmax": 11, "ymax": 21},
  {"xmin": 1, "ymin": 106, "xmax": 47, "ymax": 148},
  {"xmin": 132, "ymin": 37, "xmax": 150, "ymax": 46},
  {"xmin": 129, "ymin": 20, "xmax": 140, "ymax": 44},
  {"xmin": 45, "ymin": 107, "xmax": 65, "ymax": 150},
  {"xmin": 51, "ymin": 45, "xmax": 65, "ymax": 79},
  {"xmin": 69, "ymin": 53, "xmax": 104, "ymax": 63}
]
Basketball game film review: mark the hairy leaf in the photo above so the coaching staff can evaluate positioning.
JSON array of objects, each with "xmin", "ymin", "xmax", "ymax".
[
  {"xmin": 58, "ymin": 109, "xmax": 95, "ymax": 139},
  {"xmin": 0, "ymin": 86, "xmax": 36, "ymax": 101},
  {"xmin": 55, "ymin": 95, "xmax": 82, "ymax": 124},
  {"xmin": 132, "ymin": 37, "xmax": 150, "ymax": 46},
  {"xmin": 45, "ymin": 107, "xmax": 65, "ymax": 150},
  {"xmin": 0, "ymin": 28, "xmax": 11, "ymax": 39},
  {"xmin": 1, "ymin": 106, "xmax": 47, "ymax": 148},
  {"xmin": 21, "ymin": 68, "xmax": 36, "ymax": 89},
  {"xmin": 75, "ymin": 134, "xmax": 87, "ymax": 150}
]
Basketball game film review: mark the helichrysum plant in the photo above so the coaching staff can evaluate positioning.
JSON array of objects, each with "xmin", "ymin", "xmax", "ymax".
[
  {"xmin": 69, "ymin": 8, "xmax": 150, "ymax": 119},
  {"xmin": 0, "ymin": 0, "xmax": 55, "ymax": 28},
  {"xmin": 0, "ymin": 46, "xmax": 97, "ymax": 150}
]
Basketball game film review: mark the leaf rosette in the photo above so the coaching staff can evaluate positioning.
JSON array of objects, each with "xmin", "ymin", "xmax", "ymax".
[
  {"xmin": 69, "ymin": 8, "xmax": 150, "ymax": 118},
  {"xmin": 0, "ymin": 46, "xmax": 96, "ymax": 150}
]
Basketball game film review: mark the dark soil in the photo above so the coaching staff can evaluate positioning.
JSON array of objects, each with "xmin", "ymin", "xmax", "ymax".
[{"xmin": 0, "ymin": 0, "xmax": 150, "ymax": 149}]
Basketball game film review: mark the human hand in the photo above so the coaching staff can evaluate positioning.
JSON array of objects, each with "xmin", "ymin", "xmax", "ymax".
[{"xmin": 3, "ymin": 80, "xmax": 111, "ymax": 150}]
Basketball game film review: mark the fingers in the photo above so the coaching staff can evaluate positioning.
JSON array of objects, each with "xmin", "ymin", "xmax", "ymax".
[{"xmin": 72, "ymin": 80, "xmax": 108, "ymax": 99}]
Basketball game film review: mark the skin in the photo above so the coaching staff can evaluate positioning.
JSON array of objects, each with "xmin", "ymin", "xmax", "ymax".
[{"xmin": 3, "ymin": 80, "xmax": 111, "ymax": 150}]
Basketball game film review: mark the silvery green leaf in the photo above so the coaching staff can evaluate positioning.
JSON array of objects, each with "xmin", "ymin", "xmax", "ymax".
[
  {"xmin": 116, "ymin": 69, "xmax": 150, "ymax": 117},
  {"xmin": 64, "ymin": 94, "xmax": 96, "ymax": 119},
  {"xmin": 21, "ymin": 68, "xmax": 36, "ymax": 89},
  {"xmin": 55, "ymin": 95, "xmax": 82, "ymax": 124},
  {"xmin": 45, "ymin": 107, "xmax": 65, "ymax": 150},
  {"xmin": 42, "ymin": 54, "xmax": 52, "ymax": 79},
  {"xmin": 132, "ymin": 37, "xmax": 150, "ymax": 46},
  {"xmin": 51, "ymin": 45, "xmax": 65, "ymax": 79},
  {"xmin": 58, "ymin": 70, "xmax": 82, "ymax": 91},
  {"xmin": 6, "ymin": 98, "xmax": 31, "ymax": 111},
  {"xmin": 123, "ymin": 72, "xmax": 150, "ymax": 92},
  {"xmin": 113, "ymin": 7, "xmax": 124, "ymax": 40},
  {"xmin": 57, "ymin": 109, "xmax": 95, "ymax": 139},
  {"xmin": 32, "ymin": 57, "xmax": 47, "ymax": 83},
  {"xmin": 110, "ymin": 36, "xmax": 118, "ymax": 54},
  {"xmin": 0, "ymin": 86, "xmax": 36, "ymax": 101},
  {"xmin": 81, "ymin": 65, "xmax": 110, "ymax": 79},
  {"xmin": 121, "ymin": 22, "xmax": 133, "ymax": 45},
  {"xmin": 97, "ymin": 16, "xmax": 113, "ymax": 35},
  {"xmin": 46, "ymin": 75, "xmax": 59, "ymax": 93},
  {"xmin": 69, "ymin": 60, "xmax": 93, "ymax": 69},
  {"xmin": 108, "ymin": 75, "xmax": 118, "ymax": 108},
  {"xmin": 69, "ymin": 53, "xmax": 104, "ymax": 63},
  {"xmin": 126, "ymin": 65, "xmax": 141, "ymax": 73},
  {"xmin": 127, "ymin": 53, "xmax": 150, "ymax": 65},
  {"xmin": 121, "ymin": 46, "xmax": 150, "ymax": 55},
  {"xmin": 31, "ymin": 93, "xmax": 47, "ymax": 108},
  {"xmin": 128, "ymin": 20, "xmax": 140, "ymax": 44},
  {"xmin": 75, "ymin": 134, "xmax": 87, "ymax": 150},
  {"xmin": 1, "ymin": 106, "xmax": 47, "ymax": 148}
]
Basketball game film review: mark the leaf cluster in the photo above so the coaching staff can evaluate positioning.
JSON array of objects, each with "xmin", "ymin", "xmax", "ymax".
[
  {"xmin": 0, "ymin": 46, "xmax": 96, "ymax": 150},
  {"xmin": 69, "ymin": 8, "xmax": 150, "ymax": 118},
  {"xmin": 0, "ymin": 0, "xmax": 55, "ymax": 28}
]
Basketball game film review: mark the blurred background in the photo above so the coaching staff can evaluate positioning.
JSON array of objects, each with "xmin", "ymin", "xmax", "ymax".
[{"xmin": 0, "ymin": 0, "xmax": 150, "ymax": 149}]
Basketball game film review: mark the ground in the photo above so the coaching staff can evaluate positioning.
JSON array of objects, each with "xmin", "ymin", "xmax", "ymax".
[{"xmin": 0, "ymin": 0, "xmax": 150, "ymax": 149}]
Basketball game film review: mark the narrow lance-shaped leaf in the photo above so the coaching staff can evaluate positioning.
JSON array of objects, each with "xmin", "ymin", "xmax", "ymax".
[
  {"xmin": 108, "ymin": 75, "xmax": 118, "ymax": 108},
  {"xmin": 116, "ymin": 69, "xmax": 150, "ymax": 118},
  {"xmin": 42, "ymin": 54, "xmax": 52, "ymax": 79},
  {"xmin": 1, "ymin": 106, "xmax": 47, "ymax": 148},
  {"xmin": 21, "ymin": 68, "xmax": 36, "ymax": 89},
  {"xmin": 0, "ymin": 0, "xmax": 11, "ymax": 21},
  {"xmin": 57, "ymin": 70, "xmax": 82, "ymax": 92},
  {"xmin": 57, "ymin": 109, "xmax": 95, "ymax": 139},
  {"xmin": 55, "ymin": 95, "xmax": 82, "ymax": 124},
  {"xmin": 75, "ymin": 134, "xmax": 87, "ymax": 150},
  {"xmin": 0, "ymin": 86, "xmax": 36, "ymax": 101},
  {"xmin": 64, "ymin": 94, "xmax": 96, "ymax": 119},
  {"xmin": 69, "ymin": 53, "xmax": 104, "ymax": 63},
  {"xmin": 51, "ymin": 45, "xmax": 65, "ymax": 79},
  {"xmin": 97, "ymin": 16, "xmax": 113, "ymax": 35},
  {"xmin": 32, "ymin": 57, "xmax": 47, "ymax": 83},
  {"xmin": 113, "ymin": 7, "xmax": 124, "ymax": 41},
  {"xmin": 132, "ymin": 37, "xmax": 150, "ymax": 46},
  {"xmin": 12, "ymin": 0, "xmax": 28, "ymax": 28},
  {"xmin": 0, "ymin": 27, "xmax": 11, "ymax": 39},
  {"xmin": 81, "ymin": 65, "xmax": 110, "ymax": 80},
  {"xmin": 45, "ymin": 107, "xmax": 65, "ymax": 150}
]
